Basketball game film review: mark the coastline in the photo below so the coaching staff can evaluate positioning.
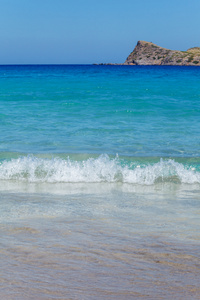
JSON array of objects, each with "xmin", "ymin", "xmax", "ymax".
[{"xmin": 95, "ymin": 40, "xmax": 200, "ymax": 66}]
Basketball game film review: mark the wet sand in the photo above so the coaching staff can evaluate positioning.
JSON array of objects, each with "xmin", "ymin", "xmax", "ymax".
[{"xmin": 1, "ymin": 215, "xmax": 200, "ymax": 299}]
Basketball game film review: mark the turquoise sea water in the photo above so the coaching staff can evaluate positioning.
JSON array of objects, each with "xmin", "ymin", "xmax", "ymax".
[{"xmin": 0, "ymin": 65, "xmax": 200, "ymax": 299}]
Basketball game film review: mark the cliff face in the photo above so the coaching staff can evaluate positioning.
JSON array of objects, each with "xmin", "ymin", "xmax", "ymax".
[{"xmin": 124, "ymin": 41, "xmax": 200, "ymax": 66}]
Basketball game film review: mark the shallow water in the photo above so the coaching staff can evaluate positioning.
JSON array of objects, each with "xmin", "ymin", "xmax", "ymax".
[
  {"xmin": 0, "ymin": 65, "xmax": 200, "ymax": 299},
  {"xmin": 1, "ymin": 183, "xmax": 200, "ymax": 299}
]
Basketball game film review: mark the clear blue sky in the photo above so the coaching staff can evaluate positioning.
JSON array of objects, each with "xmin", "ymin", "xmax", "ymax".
[{"xmin": 0, "ymin": 0, "xmax": 200, "ymax": 64}]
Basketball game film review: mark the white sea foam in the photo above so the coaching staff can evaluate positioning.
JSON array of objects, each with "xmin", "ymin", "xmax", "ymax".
[{"xmin": 0, "ymin": 155, "xmax": 199, "ymax": 185}]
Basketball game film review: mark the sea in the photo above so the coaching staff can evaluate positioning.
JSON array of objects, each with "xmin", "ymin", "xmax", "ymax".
[{"xmin": 0, "ymin": 65, "xmax": 200, "ymax": 299}]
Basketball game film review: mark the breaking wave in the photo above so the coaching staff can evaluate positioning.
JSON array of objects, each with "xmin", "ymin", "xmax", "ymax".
[{"xmin": 0, "ymin": 155, "xmax": 199, "ymax": 185}]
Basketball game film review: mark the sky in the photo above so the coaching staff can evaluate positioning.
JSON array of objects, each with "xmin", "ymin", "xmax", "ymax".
[{"xmin": 0, "ymin": 0, "xmax": 200, "ymax": 64}]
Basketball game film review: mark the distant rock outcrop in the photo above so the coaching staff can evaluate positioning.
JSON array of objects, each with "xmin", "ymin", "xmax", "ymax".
[{"xmin": 124, "ymin": 41, "xmax": 200, "ymax": 66}]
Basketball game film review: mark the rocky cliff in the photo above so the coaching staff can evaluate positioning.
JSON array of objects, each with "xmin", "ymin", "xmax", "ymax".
[{"xmin": 124, "ymin": 41, "xmax": 200, "ymax": 66}]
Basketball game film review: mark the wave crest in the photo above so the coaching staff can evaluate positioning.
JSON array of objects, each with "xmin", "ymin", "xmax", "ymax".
[{"xmin": 0, "ymin": 155, "xmax": 199, "ymax": 185}]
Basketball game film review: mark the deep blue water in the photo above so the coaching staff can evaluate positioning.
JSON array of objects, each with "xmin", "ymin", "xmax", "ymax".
[{"xmin": 0, "ymin": 65, "xmax": 200, "ymax": 156}]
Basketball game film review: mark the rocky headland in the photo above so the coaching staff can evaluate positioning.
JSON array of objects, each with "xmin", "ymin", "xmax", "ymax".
[{"xmin": 124, "ymin": 41, "xmax": 200, "ymax": 65}]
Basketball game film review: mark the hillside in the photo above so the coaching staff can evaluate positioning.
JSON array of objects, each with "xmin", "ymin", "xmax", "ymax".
[{"xmin": 124, "ymin": 41, "xmax": 200, "ymax": 66}]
